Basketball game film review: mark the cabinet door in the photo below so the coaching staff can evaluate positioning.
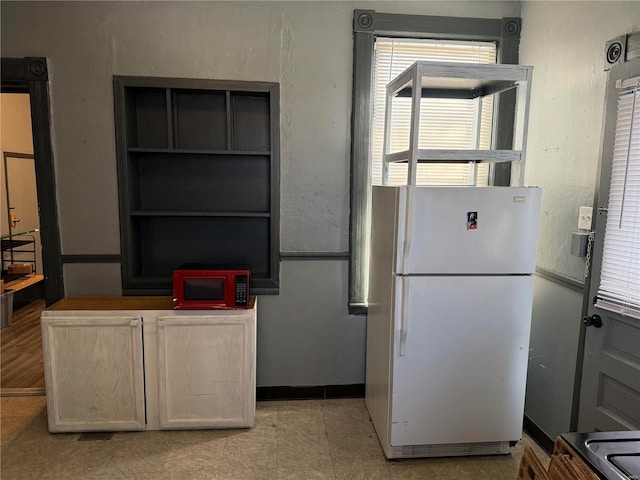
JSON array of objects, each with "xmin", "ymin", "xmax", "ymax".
[
  {"xmin": 41, "ymin": 315, "xmax": 145, "ymax": 432},
  {"xmin": 156, "ymin": 313, "xmax": 256, "ymax": 429}
]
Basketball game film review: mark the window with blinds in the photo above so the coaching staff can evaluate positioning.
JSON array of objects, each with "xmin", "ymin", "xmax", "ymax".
[
  {"xmin": 372, "ymin": 38, "xmax": 497, "ymax": 186},
  {"xmin": 597, "ymin": 79, "xmax": 640, "ymax": 319}
]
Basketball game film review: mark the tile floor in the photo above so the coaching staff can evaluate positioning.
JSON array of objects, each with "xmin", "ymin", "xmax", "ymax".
[{"xmin": 1, "ymin": 396, "xmax": 550, "ymax": 479}]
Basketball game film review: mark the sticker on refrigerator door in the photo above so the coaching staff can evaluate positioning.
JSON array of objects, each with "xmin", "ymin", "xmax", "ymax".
[{"xmin": 467, "ymin": 212, "xmax": 478, "ymax": 230}]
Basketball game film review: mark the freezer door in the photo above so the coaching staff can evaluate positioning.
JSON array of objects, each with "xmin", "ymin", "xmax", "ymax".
[
  {"xmin": 390, "ymin": 275, "xmax": 533, "ymax": 447},
  {"xmin": 396, "ymin": 186, "xmax": 541, "ymax": 274}
]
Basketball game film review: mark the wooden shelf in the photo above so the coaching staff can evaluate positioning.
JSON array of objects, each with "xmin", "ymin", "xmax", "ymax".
[{"xmin": 4, "ymin": 274, "xmax": 44, "ymax": 293}]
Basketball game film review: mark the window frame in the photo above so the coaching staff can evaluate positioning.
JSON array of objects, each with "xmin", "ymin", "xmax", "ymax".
[{"xmin": 349, "ymin": 10, "xmax": 522, "ymax": 314}]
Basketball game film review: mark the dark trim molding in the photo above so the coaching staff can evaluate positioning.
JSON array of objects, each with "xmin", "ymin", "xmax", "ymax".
[
  {"xmin": 354, "ymin": 11, "xmax": 505, "ymax": 40},
  {"xmin": 61, "ymin": 252, "xmax": 349, "ymax": 263},
  {"xmin": 349, "ymin": 11, "xmax": 522, "ymax": 315},
  {"xmin": 350, "ymin": 16, "xmax": 375, "ymax": 317},
  {"xmin": 523, "ymin": 415, "xmax": 555, "ymax": 455},
  {"xmin": 256, "ymin": 383, "xmax": 365, "ymax": 401},
  {"xmin": 535, "ymin": 267, "xmax": 585, "ymax": 293},
  {"xmin": 280, "ymin": 252, "xmax": 350, "ymax": 260},
  {"xmin": 492, "ymin": 18, "xmax": 521, "ymax": 186},
  {"xmin": 2, "ymin": 57, "xmax": 64, "ymax": 306},
  {"xmin": 61, "ymin": 255, "xmax": 122, "ymax": 264}
]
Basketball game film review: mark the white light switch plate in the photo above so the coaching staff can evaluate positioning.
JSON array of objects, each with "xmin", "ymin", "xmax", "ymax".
[{"xmin": 578, "ymin": 206, "xmax": 593, "ymax": 230}]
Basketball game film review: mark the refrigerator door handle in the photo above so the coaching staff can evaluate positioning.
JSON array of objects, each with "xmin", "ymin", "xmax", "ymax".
[
  {"xmin": 399, "ymin": 276, "xmax": 409, "ymax": 356},
  {"xmin": 401, "ymin": 186, "xmax": 415, "ymax": 275}
]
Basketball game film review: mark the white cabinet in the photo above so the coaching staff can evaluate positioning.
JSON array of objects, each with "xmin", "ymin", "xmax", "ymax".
[
  {"xmin": 41, "ymin": 297, "xmax": 256, "ymax": 432},
  {"xmin": 146, "ymin": 313, "xmax": 256, "ymax": 430},
  {"xmin": 41, "ymin": 314, "xmax": 146, "ymax": 433}
]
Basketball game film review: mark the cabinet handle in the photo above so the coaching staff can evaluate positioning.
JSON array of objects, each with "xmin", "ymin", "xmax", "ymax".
[{"xmin": 130, "ymin": 319, "xmax": 139, "ymax": 327}]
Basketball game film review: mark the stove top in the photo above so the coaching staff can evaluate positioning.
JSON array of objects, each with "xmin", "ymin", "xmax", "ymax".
[{"xmin": 561, "ymin": 431, "xmax": 640, "ymax": 480}]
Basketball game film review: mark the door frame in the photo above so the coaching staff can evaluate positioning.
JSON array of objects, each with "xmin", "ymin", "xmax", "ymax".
[
  {"xmin": 1, "ymin": 57, "xmax": 63, "ymax": 305},
  {"xmin": 572, "ymin": 33, "xmax": 640, "ymax": 431}
]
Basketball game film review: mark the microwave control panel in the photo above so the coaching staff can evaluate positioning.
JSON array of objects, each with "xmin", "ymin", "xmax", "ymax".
[{"xmin": 235, "ymin": 275, "xmax": 249, "ymax": 307}]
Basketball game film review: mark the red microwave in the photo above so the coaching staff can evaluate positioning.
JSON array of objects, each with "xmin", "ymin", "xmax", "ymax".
[{"xmin": 172, "ymin": 266, "xmax": 250, "ymax": 310}]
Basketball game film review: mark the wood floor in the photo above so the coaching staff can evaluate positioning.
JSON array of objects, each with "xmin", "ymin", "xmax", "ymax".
[{"xmin": 0, "ymin": 299, "xmax": 46, "ymax": 393}]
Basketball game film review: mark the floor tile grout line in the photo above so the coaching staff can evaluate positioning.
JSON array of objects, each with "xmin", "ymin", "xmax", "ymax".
[{"xmin": 321, "ymin": 402, "xmax": 340, "ymax": 480}]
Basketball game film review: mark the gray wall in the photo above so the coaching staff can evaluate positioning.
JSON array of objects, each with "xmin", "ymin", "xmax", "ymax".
[
  {"xmin": 526, "ymin": 275, "xmax": 583, "ymax": 439},
  {"xmin": 520, "ymin": 0, "xmax": 639, "ymax": 438},
  {"xmin": 0, "ymin": 1, "xmax": 519, "ymax": 387},
  {"xmin": 521, "ymin": 0, "xmax": 639, "ymax": 282}
]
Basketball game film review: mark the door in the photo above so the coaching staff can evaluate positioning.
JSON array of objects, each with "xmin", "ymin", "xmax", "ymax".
[
  {"xmin": 156, "ymin": 312, "xmax": 256, "ymax": 429},
  {"xmin": 41, "ymin": 314, "xmax": 146, "ymax": 432},
  {"xmin": 3, "ymin": 151, "xmax": 42, "ymax": 274},
  {"xmin": 578, "ymin": 54, "xmax": 640, "ymax": 432},
  {"xmin": 4, "ymin": 153, "xmax": 39, "ymax": 236},
  {"xmin": 390, "ymin": 275, "xmax": 533, "ymax": 446},
  {"xmin": 396, "ymin": 186, "xmax": 541, "ymax": 275}
]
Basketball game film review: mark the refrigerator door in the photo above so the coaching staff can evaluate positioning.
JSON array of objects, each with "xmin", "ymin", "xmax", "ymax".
[
  {"xmin": 395, "ymin": 186, "xmax": 541, "ymax": 275},
  {"xmin": 390, "ymin": 275, "xmax": 533, "ymax": 447}
]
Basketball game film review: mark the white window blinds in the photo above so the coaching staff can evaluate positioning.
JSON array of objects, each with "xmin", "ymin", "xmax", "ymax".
[
  {"xmin": 372, "ymin": 38, "xmax": 497, "ymax": 186},
  {"xmin": 597, "ymin": 80, "xmax": 640, "ymax": 319}
]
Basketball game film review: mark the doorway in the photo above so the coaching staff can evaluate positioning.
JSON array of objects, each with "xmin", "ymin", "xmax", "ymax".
[
  {"xmin": 1, "ymin": 57, "xmax": 63, "ymax": 306},
  {"xmin": 2, "ymin": 92, "xmax": 44, "ymax": 287},
  {"xmin": 1, "ymin": 57, "xmax": 62, "ymax": 395},
  {"xmin": 3, "ymin": 152, "xmax": 41, "ymax": 275},
  {"xmin": 1, "ymin": 95, "xmax": 45, "ymax": 393}
]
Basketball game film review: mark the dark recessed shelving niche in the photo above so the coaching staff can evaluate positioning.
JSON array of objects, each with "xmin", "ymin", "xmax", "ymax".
[{"xmin": 114, "ymin": 76, "xmax": 280, "ymax": 295}]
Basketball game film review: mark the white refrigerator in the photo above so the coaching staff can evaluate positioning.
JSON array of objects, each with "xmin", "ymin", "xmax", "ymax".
[{"xmin": 366, "ymin": 185, "xmax": 542, "ymax": 459}]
